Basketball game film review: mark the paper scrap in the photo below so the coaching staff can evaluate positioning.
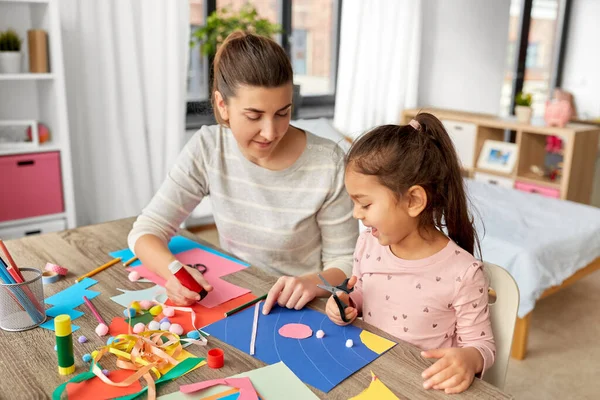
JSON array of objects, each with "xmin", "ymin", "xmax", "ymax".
[
  {"xmin": 158, "ymin": 362, "xmax": 318, "ymax": 400},
  {"xmin": 66, "ymin": 369, "xmax": 142, "ymax": 400},
  {"xmin": 349, "ymin": 371, "xmax": 399, "ymax": 399},
  {"xmin": 181, "ymin": 377, "xmax": 258, "ymax": 400},
  {"xmin": 278, "ymin": 323, "xmax": 313, "ymax": 339},
  {"xmin": 109, "ymin": 285, "xmax": 166, "ymax": 308},
  {"xmin": 359, "ymin": 330, "xmax": 396, "ymax": 355},
  {"xmin": 40, "ymin": 278, "xmax": 100, "ymax": 332}
]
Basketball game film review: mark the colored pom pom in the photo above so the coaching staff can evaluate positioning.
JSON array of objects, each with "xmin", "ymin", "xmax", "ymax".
[
  {"xmin": 345, "ymin": 339, "xmax": 354, "ymax": 348},
  {"xmin": 316, "ymin": 330, "xmax": 325, "ymax": 339},
  {"xmin": 139, "ymin": 300, "xmax": 153, "ymax": 310},
  {"xmin": 162, "ymin": 307, "xmax": 175, "ymax": 317},
  {"xmin": 95, "ymin": 323, "xmax": 109, "ymax": 337},
  {"xmin": 169, "ymin": 323, "xmax": 184, "ymax": 335},
  {"xmin": 147, "ymin": 321, "xmax": 161, "ymax": 331},
  {"xmin": 159, "ymin": 321, "xmax": 171, "ymax": 331},
  {"xmin": 133, "ymin": 323, "xmax": 146, "ymax": 334},
  {"xmin": 128, "ymin": 271, "xmax": 141, "ymax": 282},
  {"xmin": 149, "ymin": 305, "xmax": 162, "ymax": 316},
  {"xmin": 78, "ymin": 335, "xmax": 88, "ymax": 343},
  {"xmin": 186, "ymin": 331, "xmax": 200, "ymax": 340},
  {"xmin": 82, "ymin": 353, "xmax": 92, "ymax": 363},
  {"xmin": 123, "ymin": 308, "xmax": 137, "ymax": 318}
]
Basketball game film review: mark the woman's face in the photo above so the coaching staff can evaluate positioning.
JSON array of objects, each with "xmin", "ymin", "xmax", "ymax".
[{"xmin": 215, "ymin": 83, "xmax": 293, "ymax": 163}]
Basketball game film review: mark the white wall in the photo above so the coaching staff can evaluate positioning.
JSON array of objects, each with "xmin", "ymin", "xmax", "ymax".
[
  {"xmin": 561, "ymin": 0, "xmax": 600, "ymax": 120},
  {"xmin": 418, "ymin": 0, "xmax": 511, "ymax": 114}
]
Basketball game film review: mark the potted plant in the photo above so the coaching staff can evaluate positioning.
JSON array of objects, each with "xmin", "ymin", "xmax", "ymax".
[
  {"xmin": 0, "ymin": 29, "xmax": 23, "ymax": 74},
  {"xmin": 515, "ymin": 92, "xmax": 533, "ymax": 124},
  {"xmin": 191, "ymin": 6, "xmax": 303, "ymax": 116}
]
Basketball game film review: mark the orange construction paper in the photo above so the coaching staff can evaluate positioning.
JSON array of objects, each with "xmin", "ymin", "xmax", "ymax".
[
  {"xmin": 109, "ymin": 316, "xmax": 132, "ymax": 336},
  {"xmin": 158, "ymin": 293, "xmax": 258, "ymax": 333},
  {"xmin": 66, "ymin": 369, "xmax": 142, "ymax": 400}
]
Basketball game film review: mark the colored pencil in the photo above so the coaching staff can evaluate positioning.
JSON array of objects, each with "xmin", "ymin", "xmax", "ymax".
[
  {"xmin": 0, "ymin": 260, "xmax": 41, "ymax": 320},
  {"xmin": 75, "ymin": 257, "xmax": 122, "ymax": 283},
  {"xmin": 123, "ymin": 256, "xmax": 138, "ymax": 267},
  {"xmin": 224, "ymin": 293, "xmax": 268, "ymax": 317},
  {"xmin": 0, "ymin": 256, "xmax": 44, "ymax": 314},
  {"xmin": 0, "ymin": 239, "xmax": 24, "ymax": 281},
  {"xmin": 82, "ymin": 295, "xmax": 106, "ymax": 325}
]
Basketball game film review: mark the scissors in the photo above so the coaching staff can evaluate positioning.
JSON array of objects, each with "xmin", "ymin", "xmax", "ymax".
[
  {"xmin": 186, "ymin": 263, "xmax": 208, "ymax": 274},
  {"xmin": 317, "ymin": 273, "xmax": 355, "ymax": 323}
]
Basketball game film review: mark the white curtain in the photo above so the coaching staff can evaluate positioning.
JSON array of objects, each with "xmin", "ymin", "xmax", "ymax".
[
  {"xmin": 58, "ymin": 0, "xmax": 189, "ymax": 225},
  {"xmin": 333, "ymin": 0, "xmax": 422, "ymax": 139}
]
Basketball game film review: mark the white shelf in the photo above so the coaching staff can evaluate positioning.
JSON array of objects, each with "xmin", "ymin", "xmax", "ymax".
[
  {"xmin": 0, "ymin": 212, "xmax": 65, "ymax": 230},
  {"xmin": 0, "ymin": 73, "xmax": 53, "ymax": 81},
  {"xmin": 0, "ymin": 144, "xmax": 61, "ymax": 156}
]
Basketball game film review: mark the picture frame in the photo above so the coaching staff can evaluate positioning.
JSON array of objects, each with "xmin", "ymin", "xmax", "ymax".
[
  {"xmin": 476, "ymin": 139, "xmax": 518, "ymax": 174},
  {"xmin": 0, "ymin": 120, "xmax": 39, "ymax": 150}
]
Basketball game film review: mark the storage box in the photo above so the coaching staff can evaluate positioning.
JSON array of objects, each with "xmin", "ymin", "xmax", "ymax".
[
  {"xmin": 0, "ymin": 152, "xmax": 64, "ymax": 222},
  {"xmin": 0, "ymin": 218, "xmax": 66, "ymax": 240},
  {"xmin": 515, "ymin": 181, "xmax": 560, "ymax": 199}
]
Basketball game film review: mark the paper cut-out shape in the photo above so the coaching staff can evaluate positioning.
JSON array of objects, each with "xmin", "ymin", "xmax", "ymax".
[
  {"xmin": 127, "ymin": 248, "xmax": 251, "ymax": 308},
  {"xmin": 181, "ymin": 377, "xmax": 258, "ymax": 400},
  {"xmin": 202, "ymin": 304, "xmax": 396, "ymax": 393},
  {"xmin": 66, "ymin": 369, "xmax": 143, "ymax": 400},
  {"xmin": 110, "ymin": 285, "xmax": 166, "ymax": 308},
  {"xmin": 158, "ymin": 362, "xmax": 317, "ymax": 400},
  {"xmin": 158, "ymin": 349, "xmax": 207, "ymax": 375},
  {"xmin": 349, "ymin": 371, "xmax": 399, "ymax": 399},
  {"xmin": 359, "ymin": 331, "xmax": 397, "ymax": 355},
  {"xmin": 278, "ymin": 323, "xmax": 313, "ymax": 339},
  {"xmin": 40, "ymin": 278, "xmax": 100, "ymax": 332},
  {"xmin": 110, "ymin": 235, "xmax": 250, "ymax": 268}
]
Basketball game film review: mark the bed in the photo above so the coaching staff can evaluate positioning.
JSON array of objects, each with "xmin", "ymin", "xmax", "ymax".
[{"xmin": 466, "ymin": 179, "xmax": 600, "ymax": 359}]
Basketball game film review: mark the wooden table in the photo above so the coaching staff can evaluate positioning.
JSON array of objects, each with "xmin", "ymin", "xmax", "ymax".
[{"xmin": 0, "ymin": 218, "xmax": 512, "ymax": 399}]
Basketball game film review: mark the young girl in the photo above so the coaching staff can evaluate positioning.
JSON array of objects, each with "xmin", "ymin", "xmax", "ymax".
[
  {"xmin": 326, "ymin": 113, "xmax": 495, "ymax": 394},
  {"xmin": 129, "ymin": 32, "xmax": 357, "ymax": 310}
]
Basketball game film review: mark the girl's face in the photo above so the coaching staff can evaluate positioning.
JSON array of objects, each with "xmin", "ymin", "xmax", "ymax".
[
  {"xmin": 345, "ymin": 166, "xmax": 423, "ymax": 247},
  {"xmin": 215, "ymin": 83, "xmax": 293, "ymax": 163}
]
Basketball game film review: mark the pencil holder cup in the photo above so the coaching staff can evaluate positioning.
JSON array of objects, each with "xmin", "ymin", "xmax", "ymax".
[{"xmin": 0, "ymin": 268, "xmax": 46, "ymax": 331}]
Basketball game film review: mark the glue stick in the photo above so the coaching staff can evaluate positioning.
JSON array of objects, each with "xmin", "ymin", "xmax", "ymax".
[
  {"xmin": 168, "ymin": 260, "xmax": 208, "ymax": 300},
  {"xmin": 55, "ymin": 314, "xmax": 75, "ymax": 375}
]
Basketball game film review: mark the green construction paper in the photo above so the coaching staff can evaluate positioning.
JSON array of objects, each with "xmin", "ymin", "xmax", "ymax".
[
  {"xmin": 126, "ymin": 312, "xmax": 155, "ymax": 327},
  {"xmin": 158, "ymin": 362, "xmax": 317, "ymax": 400}
]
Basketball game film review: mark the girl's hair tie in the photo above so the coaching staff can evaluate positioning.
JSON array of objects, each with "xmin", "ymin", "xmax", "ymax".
[{"xmin": 408, "ymin": 119, "xmax": 421, "ymax": 131}]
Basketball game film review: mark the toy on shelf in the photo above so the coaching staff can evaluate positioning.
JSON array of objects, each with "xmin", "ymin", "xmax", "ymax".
[{"xmin": 544, "ymin": 88, "xmax": 576, "ymax": 128}]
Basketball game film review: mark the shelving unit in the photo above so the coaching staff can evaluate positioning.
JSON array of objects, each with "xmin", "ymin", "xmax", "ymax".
[
  {"xmin": 0, "ymin": 0, "xmax": 76, "ymax": 238},
  {"xmin": 401, "ymin": 108, "xmax": 600, "ymax": 204}
]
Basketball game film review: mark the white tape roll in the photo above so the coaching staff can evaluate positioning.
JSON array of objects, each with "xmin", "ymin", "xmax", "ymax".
[{"xmin": 42, "ymin": 270, "xmax": 60, "ymax": 284}]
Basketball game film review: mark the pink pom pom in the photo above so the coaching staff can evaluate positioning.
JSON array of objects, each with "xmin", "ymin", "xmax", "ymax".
[
  {"xmin": 95, "ymin": 323, "xmax": 109, "ymax": 337},
  {"xmin": 133, "ymin": 323, "xmax": 146, "ymax": 334},
  {"xmin": 139, "ymin": 300, "xmax": 153, "ymax": 310},
  {"xmin": 163, "ymin": 307, "xmax": 175, "ymax": 317},
  {"xmin": 128, "ymin": 271, "xmax": 141, "ymax": 282},
  {"xmin": 169, "ymin": 323, "xmax": 184, "ymax": 335}
]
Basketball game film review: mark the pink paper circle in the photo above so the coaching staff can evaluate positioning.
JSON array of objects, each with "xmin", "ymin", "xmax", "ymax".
[{"xmin": 278, "ymin": 323, "xmax": 313, "ymax": 339}]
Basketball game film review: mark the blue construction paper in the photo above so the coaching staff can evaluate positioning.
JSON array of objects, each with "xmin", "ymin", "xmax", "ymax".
[
  {"xmin": 40, "ymin": 278, "xmax": 99, "ymax": 332},
  {"xmin": 109, "ymin": 235, "xmax": 250, "ymax": 268},
  {"xmin": 202, "ymin": 304, "xmax": 396, "ymax": 393},
  {"xmin": 40, "ymin": 319, "xmax": 80, "ymax": 332}
]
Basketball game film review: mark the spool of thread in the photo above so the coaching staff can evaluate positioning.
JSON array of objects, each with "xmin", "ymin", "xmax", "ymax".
[{"xmin": 55, "ymin": 314, "xmax": 75, "ymax": 375}]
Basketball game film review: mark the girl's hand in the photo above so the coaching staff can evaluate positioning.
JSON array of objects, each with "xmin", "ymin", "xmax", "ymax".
[
  {"xmin": 262, "ymin": 276, "xmax": 318, "ymax": 314},
  {"xmin": 421, "ymin": 347, "xmax": 484, "ymax": 394},
  {"xmin": 325, "ymin": 291, "xmax": 358, "ymax": 325},
  {"xmin": 165, "ymin": 265, "xmax": 212, "ymax": 306},
  {"xmin": 326, "ymin": 276, "xmax": 358, "ymax": 325}
]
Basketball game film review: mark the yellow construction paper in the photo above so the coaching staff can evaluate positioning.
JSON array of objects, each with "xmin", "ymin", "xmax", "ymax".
[
  {"xmin": 158, "ymin": 349, "xmax": 207, "ymax": 375},
  {"xmin": 359, "ymin": 330, "xmax": 396, "ymax": 354},
  {"xmin": 350, "ymin": 371, "xmax": 399, "ymax": 399}
]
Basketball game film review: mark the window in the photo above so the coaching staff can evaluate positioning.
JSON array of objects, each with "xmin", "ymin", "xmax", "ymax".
[
  {"xmin": 186, "ymin": 0, "xmax": 342, "ymax": 125},
  {"xmin": 499, "ymin": 0, "xmax": 568, "ymax": 118}
]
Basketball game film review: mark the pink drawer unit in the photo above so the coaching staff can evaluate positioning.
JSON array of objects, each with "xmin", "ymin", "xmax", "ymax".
[
  {"xmin": 515, "ymin": 181, "xmax": 560, "ymax": 199},
  {"xmin": 0, "ymin": 152, "xmax": 65, "ymax": 222}
]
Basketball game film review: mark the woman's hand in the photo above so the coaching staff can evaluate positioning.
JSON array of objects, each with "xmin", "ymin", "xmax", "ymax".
[
  {"xmin": 421, "ymin": 347, "xmax": 484, "ymax": 394},
  {"xmin": 262, "ymin": 276, "xmax": 317, "ymax": 315},
  {"xmin": 165, "ymin": 265, "xmax": 212, "ymax": 306}
]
